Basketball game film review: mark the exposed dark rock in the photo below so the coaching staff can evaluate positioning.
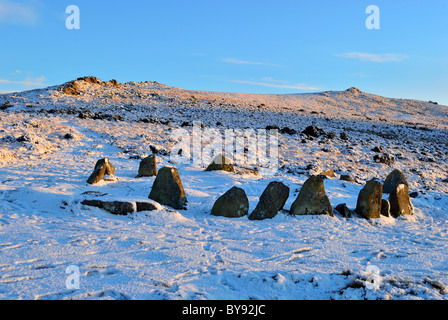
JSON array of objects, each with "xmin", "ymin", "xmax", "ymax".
[
  {"xmin": 205, "ymin": 154, "xmax": 235, "ymax": 173},
  {"xmin": 335, "ymin": 203, "xmax": 353, "ymax": 218},
  {"xmin": 383, "ymin": 169, "xmax": 408, "ymax": 193},
  {"xmin": 290, "ymin": 176, "xmax": 333, "ymax": 216},
  {"xmin": 302, "ymin": 126, "xmax": 325, "ymax": 138},
  {"xmin": 211, "ymin": 186, "xmax": 249, "ymax": 218},
  {"xmin": 409, "ymin": 191, "xmax": 419, "ymax": 198},
  {"xmin": 340, "ymin": 132, "xmax": 349, "ymax": 140},
  {"xmin": 381, "ymin": 199, "xmax": 391, "ymax": 217},
  {"xmin": 355, "ymin": 179, "xmax": 383, "ymax": 219},
  {"xmin": 136, "ymin": 201, "xmax": 159, "ymax": 212},
  {"xmin": 87, "ymin": 158, "xmax": 116, "ymax": 185},
  {"xmin": 81, "ymin": 199, "xmax": 134, "ymax": 215},
  {"xmin": 318, "ymin": 169, "xmax": 336, "ymax": 179},
  {"xmin": 148, "ymin": 166, "xmax": 187, "ymax": 210},
  {"xmin": 0, "ymin": 101, "xmax": 13, "ymax": 110},
  {"xmin": 137, "ymin": 155, "xmax": 157, "ymax": 177},
  {"xmin": 389, "ymin": 184, "xmax": 414, "ymax": 218},
  {"xmin": 340, "ymin": 175, "xmax": 356, "ymax": 183},
  {"xmin": 249, "ymin": 182, "xmax": 290, "ymax": 220},
  {"xmin": 280, "ymin": 127, "xmax": 297, "ymax": 135},
  {"xmin": 372, "ymin": 146, "xmax": 387, "ymax": 153},
  {"xmin": 266, "ymin": 125, "xmax": 280, "ymax": 131},
  {"xmin": 374, "ymin": 154, "xmax": 395, "ymax": 166}
]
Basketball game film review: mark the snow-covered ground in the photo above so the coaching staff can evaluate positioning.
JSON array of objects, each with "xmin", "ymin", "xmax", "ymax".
[{"xmin": 0, "ymin": 78, "xmax": 447, "ymax": 300}]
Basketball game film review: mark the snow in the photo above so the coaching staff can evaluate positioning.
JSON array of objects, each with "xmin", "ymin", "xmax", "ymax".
[{"xmin": 0, "ymin": 80, "xmax": 447, "ymax": 300}]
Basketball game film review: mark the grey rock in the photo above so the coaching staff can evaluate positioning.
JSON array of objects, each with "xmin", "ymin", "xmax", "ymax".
[
  {"xmin": 148, "ymin": 167, "xmax": 187, "ymax": 210},
  {"xmin": 389, "ymin": 184, "xmax": 414, "ymax": 218},
  {"xmin": 136, "ymin": 201, "xmax": 159, "ymax": 212},
  {"xmin": 211, "ymin": 187, "xmax": 249, "ymax": 218},
  {"xmin": 340, "ymin": 175, "xmax": 356, "ymax": 183},
  {"xmin": 335, "ymin": 203, "xmax": 353, "ymax": 218},
  {"xmin": 137, "ymin": 154, "xmax": 157, "ymax": 177},
  {"xmin": 355, "ymin": 179, "xmax": 383, "ymax": 219},
  {"xmin": 81, "ymin": 199, "xmax": 134, "ymax": 216},
  {"xmin": 205, "ymin": 154, "xmax": 235, "ymax": 173},
  {"xmin": 290, "ymin": 176, "xmax": 333, "ymax": 216},
  {"xmin": 249, "ymin": 181, "xmax": 290, "ymax": 220},
  {"xmin": 87, "ymin": 158, "xmax": 115, "ymax": 184},
  {"xmin": 383, "ymin": 169, "xmax": 408, "ymax": 193},
  {"xmin": 381, "ymin": 199, "xmax": 391, "ymax": 217}
]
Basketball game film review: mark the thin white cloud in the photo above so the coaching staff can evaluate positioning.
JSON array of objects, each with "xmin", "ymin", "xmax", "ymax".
[
  {"xmin": 0, "ymin": 0, "xmax": 38, "ymax": 25},
  {"xmin": 335, "ymin": 52, "xmax": 408, "ymax": 63},
  {"xmin": 222, "ymin": 58, "xmax": 283, "ymax": 67},
  {"xmin": 229, "ymin": 79, "xmax": 319, "ymax": 91},
  {"xmin": 0, "ymin": 75, "xmax": 46, "ymax": 89}
]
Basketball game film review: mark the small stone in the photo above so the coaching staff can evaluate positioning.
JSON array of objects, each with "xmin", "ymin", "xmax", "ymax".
[
  {"xmin": 249, "ymin": 182, "xmax": 290, "ymax": 220},
  {"xmin": 409, "ymin": 191, "xmax": 419, "ymax": 198},
  {"xmin": 290, "ymin": 176, "xmax": 333, "ymax": 216},
  {"xmin": 335, "ymin": 203, "xmax": 353, "ymax": 218},
  {"xmin": 280, "ymin": 127, "xmax": 297, "ymax": 135},
  {"xmin": 302, "ymin": 126, "xmax": 325, "ymax": 138},
  {"xmin": 136, "ymin": 201, "xmax": 159, "ymax": 212},
  {"xmin": 205, "ymin": 154, "xmax": 235, "ymax": 173},
  {"xmin": 87, "ymin": 158, "xmax": 115, "ymax": 185},
  {"xmin": 148, "ymin": 167, "xmax": 187, "ymax": 210},
  {"xmin": 340, "ymin": 132, "xmax": 349, "ymax": 140},
  {"xmin": 211, "ymin": 187, "xmax": 249, "ymax": 218},
  {"xmin": 340, "ymin": 175, "xmax": 356, "ymax": 183},
  {"xmin": 374, "ymin": 154, "xmax": 395, "ymax": 166},
  {"xmin": 319, "ymin": 169, "xmax": 336, "ymax": 179},
  {"xmin": 372, "ymin": 146, "xmax": 387, "ymax": 153}
]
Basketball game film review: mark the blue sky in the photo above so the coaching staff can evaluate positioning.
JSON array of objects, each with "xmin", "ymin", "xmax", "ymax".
[{"xmin": 1, "ymin": 0, "xmax": 447, "ymax": 105}]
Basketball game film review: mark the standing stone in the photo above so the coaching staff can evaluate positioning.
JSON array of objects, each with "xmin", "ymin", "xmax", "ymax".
[
  {"xmin": 383, "ymin": 169, "xmax": 408, "ymax": 193},
  {"xmin": 355, "ymin": 179, "xmax": 383, "ymax": 219},
  {"xmin": 87, "ymin": 158, "xmax": 115, "ymax": 184},
  {"xmin": 211, "ymin": 187, "xmax": 249, "ymax": 218},
  {"xmin": 290, "ymin": 176, "xmax": 333, "ymax": 216},
  {"xmin": 137, "ymin": 154, "xmax": 157, "ymax": 177},
  {"xmin": 249, "ymin": 182, "xmax": 290, "ymax": 220},
  {"xmin": 148, "ymin": 167, "xmax": 187, "ymax": 209},
  {"xmin": 381, "ymin": 199, "xmax": 391, "ymax": 217},
  {"xmin": 205, "ymin": 154, "xmax": 235, "ymax": 173},
  {"xmin": 389, "ymin": 184, "xmax": 414, "ymax": 218}
]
